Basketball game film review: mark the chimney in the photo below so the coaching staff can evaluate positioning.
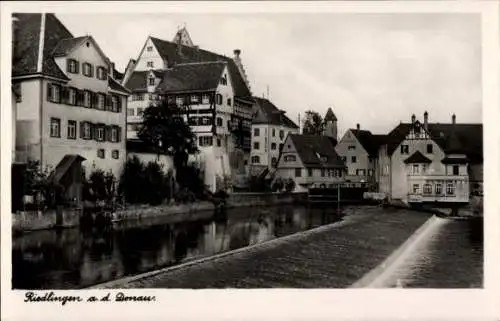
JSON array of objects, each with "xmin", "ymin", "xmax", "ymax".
[
  {"xmin": 356, "ymin": 123, "xmax": 360, "ymax": 131},
  {"xmin": 452, "ymin": 114, "xmax": 456, "ymax": 125},
  {"xmin": 411, "ymin": 114, "xmax": 416, "ymax": 124},
  {"xmin": 424, "ymin": 111, "xmax": 428, "ymax": 131}
]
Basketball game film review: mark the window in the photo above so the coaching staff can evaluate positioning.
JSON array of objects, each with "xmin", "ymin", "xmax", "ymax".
[
  {"xmin": 217, "ymin": 138, "xmax": 221, "ymax": 147},
  {"xmin": 295, "ymin": 168, "xmax": 302, "ymax": 177},
  {"xmin": 272, "ymin": 129, "xmax": 276, "ymax": 137},
  {"xmin": 227, "ymin": 98, "xmax": 232, "ymax": 106},
  {"xmin": 351, "ymin": 156, "xmax": 357, "ymax": 163},
  {"xmin": 279, "ymin": 130, "xmax": 284, "ymax": 140},
  {"xmin": 67, "ymin": 59, "xmax": 78, "ymax": 74},
  {"xmin": 427, "ymin": 144, "xmax": 433, "ymax": 154},
  {"xmin": 133, "ymin": 94, "xmax": 144, "ymax": 101},
  {"xmin": 220, "ymin": 75, "xmax": 227, "ymax": 85},
  {"xmin": 321, "ymin": 169, "xmax": 325, "ymax": 177},
  {"xmin": 253, "ymin": 142, "xmax": 260, "ymax": 150},
  {"xmin": 191, "ymin": 94, "xmax": 200, "ymax": 104},
  {"xmin": 412, "ymin": 184, "xmax": 420, "ymax": 194},
  {"xmin": 47, "ymin": 84, "xmax": 61, "ymax": 103},
  {"xmin": 97, "ymin": 93, "xmax": 105, "ymax": 110},
  {"xmin": 271, "ymin": 157, "xmax": 277, "ymax": 167},
  {"xmin": 308, "ymin": 168, "xmax": 313, "ymax": 177},
  {"xmin": 271, "ymin": 143, "xmax": 277, "ymax": 150},
  {"xmin": 111, "ymin": 127, "xmax": 118, "ymax": 142},
  {"xmin": 341, "ymin": 156, "xmax": 347, "ymax": 162},
  {"xmin": 216, "ymin": 94, "xmax": 223, "ymax": 105},
  {"xmin": 412, "ymin": 164, "xmax": 420, "ymax": 175},
  {"xmin": 97, "ymin": 66, "xmax": 107, "ymax": 80},
  {"xmin": 446, "ymin": 183, "xmax": 455, "ymax": 195},
  {"xmin": 68, "ymin": 87, "xmax": 77, "ymax": 105},
  {"xmin": 137, "ymin": 108, "xmax": 144, "ymax": 117},
  {"xmin": 254, "ymin": 128, "xmax": 260, "ymax": 136},
  {"xmin": 368, "ymin": 169, "xmax": 373, "ymax": 176},
  {"xmin": 83, "ymin": 91, "xmax": 91, "ymax": 107},
  {"xmin": 176, "ymin": 96, "xmax": 184, "ymax": 106},
  {"xmin": 82, "ymin": 122, "xmax": 92, "ymax": 140},
  {"xmin": 251, "ymin": 156, "xmax": 260, "ymax": 164},
  {"xmin": 202, "ymin": 117, "xmax": 212, "ymax": 125},
  {"xmin": 147, "ymin": 46, "xmax": 153, "ymax": 52},
  {"xmin": 97, "ymin": 149, "xmax": 105, "ymax": 159},
  {"xmin": 202, "ymin": 94, "xmax": 210, "ymax": 104},
  {"xmin": 356, "ymin": 169, "xmax": 366, "ymax": 176},
  {"xmin": 348, "ymin": 145, "xmax": 356, "ymax": 150},
  {"xmin": 400, "ymin": 144, "xmax": 409, "ymax": 154},
  {"xmin": 148, "ymin": 77, "xmax": 155, "ymax": 86},
  {"xmin": 67, "ymin": 120, "xmax": 76, "ymax": 139},
  {"xmin": 284, "ymin": 155, "xmax": 296, "ymax": 162},
  {"xmin": 199, "ymin": 136, "xmax": 213, "ymax": 147},
  {"xmin": 216, "ymin": 117, "xmax": 223, "ymax": 127},
  {"xmin": 435, "ymin": 183, "xmax": 443, "ymax": 195},
  {"xmin": 127, "ymin": 108, "xmax": 134, "ymax": 116},
  {"xmin": 147, "ymin": 61, "xmax": 154, "ymax": 68},
  {"xmin": 50, "ymin": 118, "xmax": 60, "ymax": 138},
  {"xmin": 422, "ymin": 164, "xmax": 428, "ymax": 174},
  {"xmin": 83, "ymin": 63, "xmax": 93, "ymax": 77},
  {"xmin": 453, "ymin": 165, "xmax": 459, "ymax": 175},
  {"xmin": 112, "ymin": 150, "xmax": 119, "ymax": 159},
  {"xmin": 423, "ymin": 183, "xmax": 432, "ymax": 195},
  {"xmin": 96, "ymin": 125, "xmax": 105, "ymax": 142}
]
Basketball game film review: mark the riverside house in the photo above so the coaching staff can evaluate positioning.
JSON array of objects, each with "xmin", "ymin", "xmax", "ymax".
[
  {"xmin": 377, "ymin": 112, "xmax": 483, "ymax": 205},
  {"xmin": 122, "ymin": 28, "xmax": 254, "ymax": 191},
  {"xmin": 250, "ymin": 97, "xmax": 299, "ymax": 174},
  {"xmin": 335, "ymin": 123, "xmax": 386, "ymax": 189},
  {"xmin": 12, "ymin": 13, "xmax": 130, "ymax": 179},
  {"xmin": 275, "ymin": 134, "xmax": 346, "ymax": 192}
]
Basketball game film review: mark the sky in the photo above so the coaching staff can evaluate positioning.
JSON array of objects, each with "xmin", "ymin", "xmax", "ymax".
[{"xmin": 58, "ymin": 12, "xmax": 482, "ymax": 137}]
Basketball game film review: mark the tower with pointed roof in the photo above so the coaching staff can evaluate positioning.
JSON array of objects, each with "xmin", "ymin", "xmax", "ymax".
[{"xmin": 323, "ymin": 107, "xmax": 338, "ymax": 140}]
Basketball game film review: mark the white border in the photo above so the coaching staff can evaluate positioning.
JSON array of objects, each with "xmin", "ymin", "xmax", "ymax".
[{"xmin": 1, "ymin": 1, "xmax": 499, "ymax": 320}]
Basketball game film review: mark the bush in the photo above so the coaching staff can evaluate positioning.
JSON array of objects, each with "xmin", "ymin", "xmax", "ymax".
[
  {"xmin": 118, "ymin": 156, "xmax": 147, "ymax": 204},
  {"xmin": 144, "ymin": 161, "xmax": 165, "ymax": 205},
  {"xmin": 284, "ymin": 178, "xmax": 296, "ymax": 193},
  {"xmin": 176, "ymin": 164, "xmax": 207, "ymax": 199},
  {"xmin": 247, "ymin": 175, "xmax": 272, "ymax": 192},
  {"xmin": 272, "ymin": 177, "xmax": 285, "ymax": 192}
]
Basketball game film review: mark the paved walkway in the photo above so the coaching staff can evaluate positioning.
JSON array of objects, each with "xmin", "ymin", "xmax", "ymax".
[{"xmin": 95, "ymin": 207, "xmax": 432, "ymax": 288}]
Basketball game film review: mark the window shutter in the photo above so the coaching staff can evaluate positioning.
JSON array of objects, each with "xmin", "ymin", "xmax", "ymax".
[
  {"xmin": 91, "ymin": 123, "xmax": 97, "ymax": 141},
  {"xmin": 92, "ymin": 92, "xmax": 98, "ymax": 108},
  {"xmin": 117, "ymin": 96, "xmax": 122, "ymax": 113},
  {"xmin": 62, "ymin": 87, "xmax": 69, "ymax": 104},
  {"xmin": 104, "ymin": 125, "xmax": 110, "ymax": 142},
  {"xmin": 75, "ymin": 61, "xmax": 79, "ymax": 74},
  {"xmin": 47, "ymin": 83, "xmax": 52, "ymax": 101},
  {"xmin": 103, "ymin": 68, "xmax": 108, "ymax": 80},
  {"xmin": 89, "ymin": 64, "xmax": 94, "ymax": 78},
  {"xmin": 56, "ymin": 85, "xmax": 62, "ymax": 103},
  {"xmin": 80, "ymin": 122, "xmax": 85, "ymax": 139},
  {"xmin": 117, "ymin": 126, "xmax": 122, "ymax": 142},
  {"xmin": 66, "ymin": 59, "xmax": 71, "ymax": 72}
]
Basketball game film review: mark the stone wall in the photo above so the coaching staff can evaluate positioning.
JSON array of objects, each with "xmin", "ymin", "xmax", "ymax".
[{"xmin": 12, "ymin": 208, "xmax": 81, "ymax": 232}]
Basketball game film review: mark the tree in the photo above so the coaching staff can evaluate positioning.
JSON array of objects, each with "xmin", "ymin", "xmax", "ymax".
[
  {"xmin": 302, "ymin": 110, "xmax": 325, "ymax": 135},
  {"xmin": 138, "ymin": 101, "xmax": 199, "ymax": 185}
]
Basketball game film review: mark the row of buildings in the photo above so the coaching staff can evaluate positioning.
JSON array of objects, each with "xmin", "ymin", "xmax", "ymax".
[{"xmin": 11, "ymin": 13, "xmax": 482, "ymax": 206}]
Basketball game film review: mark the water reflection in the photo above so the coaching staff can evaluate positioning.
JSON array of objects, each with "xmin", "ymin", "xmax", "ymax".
[{"xmin": 13, "ymin": 205, "xmax": 343, "ymax": 289}]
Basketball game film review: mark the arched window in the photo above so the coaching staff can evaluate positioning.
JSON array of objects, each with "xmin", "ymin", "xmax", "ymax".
[
  {"xmin": 216, "ymin": 94, "xmax": 223, "ymax": 105},
  {"xmin": 251, "ymin": 156, "xmax": 260, "ymax": 164}
]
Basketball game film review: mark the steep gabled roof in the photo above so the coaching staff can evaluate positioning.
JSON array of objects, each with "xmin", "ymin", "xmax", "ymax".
[
  {"xmin": 52, "ymin": 36, "xmax": 88, "ymax": 57},
  {"xmin": 124, "ymin": 70, "xmax": 149, "ymax": 93},
  {"xmin": 156, "ymin": 61, "xmax": 226, "ymax": 94},
  {"xmin": 324, "ymin": 108, "xmax": 337, "ymax": 121},
  {"xmin": 252, "ymin": 97, "xmax": 299, "ymax": 129},
  {"xmin": 404, "ymin": 151, "xmax": 432, "ymax": 164},
  {"xmin": 149, "ymin": 37, "xmax": 252, "ymax": 100},
  {"xmin": 13, "ymin": 13, "xmax": 71, "ymax": 80},
  {"xmin": 349, "ymin": 129, "xmax": 386, "ymax": 158},
  {"xmin": 108, "ymin": 77, "xmax": 132, "ymax": 94},
  {"xmin": 288, "ymin": 134, "xmax": 344, "ymax": 168}
]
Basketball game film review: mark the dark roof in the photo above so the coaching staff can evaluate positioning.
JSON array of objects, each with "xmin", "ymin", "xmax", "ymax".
[
  {"xmin": 52, "ymin": 36, "xmax": 87, "ymax": 57},
  {"xmin": 12, "ymin": 13, "xmax": 71, "ymax": 80},
  {"xmin": 47, "ymin": 154, "xmax": 86, "ymax": 184},
  {"xmin": 324, "ymin": 108, "xmax": 337, "ymax": 121},
  {"xmin": 404, "ymin": 151, "xmax": 432, "ymax": 164},
  {"xmin": 441, "ymin": 156, "xmax": 469, "ymax": 164},
  {"xmin": 149, "ymin": 37, "xmax": 252, "ymax": 100},
  {"xmin": 124, "ymin": 70, "xmax": 148, "ymax": 92},
  {"xmin": 157, "ymin": 62, "xmax": 226, "ymax": 94},
  {"xmin": 108, "ymin": 77, "xmax": 131, "ymax": 94},
  {"xmin": 252, "ymin": 97, "xmax": 299, "ymax": 129},
  {"xmin": 385, "ymin": 122, "xmax": 483, "ymax": 162},
  {"xmin": 288, "ymin": 134, "xmax": 344, "ymax": 169},
  {"xmin": 350, "ymin": 129, "xmax": 386, "ymax": 157},
  {"xmin": 113, "ymin": 69, "xmax": 124, "ymax": 81}
]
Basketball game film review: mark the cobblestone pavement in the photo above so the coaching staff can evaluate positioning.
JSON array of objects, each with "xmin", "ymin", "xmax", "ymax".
[{"xmin": 105, "ymin": 207, "xmax": 433, "ymax": 288}]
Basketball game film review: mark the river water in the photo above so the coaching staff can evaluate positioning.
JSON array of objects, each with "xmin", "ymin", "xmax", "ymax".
[{"xmin": 13, "ymin": 205, "xmax": 342, "ymax": 289}]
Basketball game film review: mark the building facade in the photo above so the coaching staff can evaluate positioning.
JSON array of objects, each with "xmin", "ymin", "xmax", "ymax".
[
  {"xmin": 122, "ymin": 30, "xmax": 254, "ymax": 191},
  {"xmin": 250, "ymin": 97, "xmax": 299, "ymax": 174},
  {"xmin": 378, "ymin": 112, "xmax": 482, "ymax": 205},
  {"xmin": 275, "ymin": 134, "xmax": 346, "ymax": 192},
  {"xmin": 12, "ymin": 13, "xmax": 130, "ymax": 178}
]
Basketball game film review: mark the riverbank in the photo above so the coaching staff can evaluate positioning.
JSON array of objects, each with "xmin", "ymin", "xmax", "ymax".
[{"xmin": 12, "ymin": 192, "xmax": 307, "ymax": 233}]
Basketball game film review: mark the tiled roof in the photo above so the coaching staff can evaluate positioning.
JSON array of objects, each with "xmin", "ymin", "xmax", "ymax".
[
  {"xmin": 108, "ymin": 77, "xmax": 131, "ymax": 94},
  {"xmin": 385, "ymin": 122, "xmax": 483, "ymax": 162},
  {"xmin": 124, "ymin": 71, "xmax": 149, "ymax": 92},
  {"xmin": 12, "ymin": 13, "xmax": 71, "ymax": 80},
  {"xmin": 403, "ymin": 151, "xmax": 432, "ymax": 164},
  {"xmin": 252, "ymin": 97, "xmax": 299, "ymax": 129},
  {"xmin": 288, "ymin": 134, "xmax": 345, "ymax": 169},
  {"xmin": 52, "ymin": 36, "xmax": 87, "ymax": 57},
  {"xmin": 324, "ymin": 108, "xmax": 338, "ymax": 121},
  {"xmin": 157, "ymin": 62, "xmax": 226, "ymax": 94},
  {"xmin": 350, "ymin": 129, "xmax": 386, "ymax": 158},
  {"xmin": 149, "ymin": 37, "xmax": 252, "ymax": 100},
  {"xmin": 47, "ymin": 154, "xmax": 86, "ymax": 184},
  {"xmin": 113, "ymin": 69, "xmax": 124, "ymax": 81}
]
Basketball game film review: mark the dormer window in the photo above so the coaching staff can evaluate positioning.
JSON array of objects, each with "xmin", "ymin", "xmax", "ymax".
[
  {"xmin": 148, "ymin": 77, "xmax": 155, "ymax": 86},
  {"xmin": 67, "ymin": 59, "xmax": 79, "ymax": 74},
  {"xmin": 220, "ymin": 74, "xmax": 227, "ymax": 85},
  {"xmin": 147, "ymin": 61, "xmax": 154, "ymax": 68}
]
